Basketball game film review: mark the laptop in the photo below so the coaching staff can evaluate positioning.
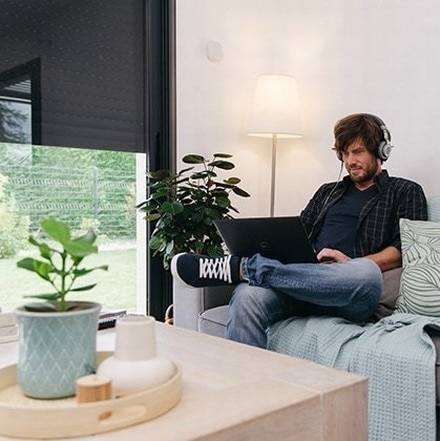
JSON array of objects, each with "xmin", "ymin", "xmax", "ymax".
[{"xmin": 213, "ymin": 216, "xmax": 318, "ymax": 264}]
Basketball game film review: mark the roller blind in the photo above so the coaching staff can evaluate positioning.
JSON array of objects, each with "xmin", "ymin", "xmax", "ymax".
[{"xmin": 0, "ymin": 0, "xmax": 146, "ymax": 152}]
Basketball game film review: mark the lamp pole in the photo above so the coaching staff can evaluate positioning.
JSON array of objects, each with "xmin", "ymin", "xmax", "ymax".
[{"xmin": 270, "ymin": 133, "xmax": 277, "ymax": 217}]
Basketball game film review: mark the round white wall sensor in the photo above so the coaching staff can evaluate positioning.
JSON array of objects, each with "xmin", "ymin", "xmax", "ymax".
[{"xmin": 206, "ymin": 40, "xmax": 224, "ymax": 62}]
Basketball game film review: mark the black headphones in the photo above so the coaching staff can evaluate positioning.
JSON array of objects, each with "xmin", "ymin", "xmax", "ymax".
[{"xmin": 337, "ymin": 114, "xmax": 394, "ymax": 162}]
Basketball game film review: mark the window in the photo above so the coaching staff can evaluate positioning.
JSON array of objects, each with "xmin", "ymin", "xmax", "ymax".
[
  {"xmin": 0, "ymin": 58, "xmax": 40, "ymax": 145},
  {"xmin": 0, "ymin": 143, "xmax": 146, "ymax": 313},
  {"xmin": 0, "ymin": 0, "xmax": 175, "ymax": 319}
]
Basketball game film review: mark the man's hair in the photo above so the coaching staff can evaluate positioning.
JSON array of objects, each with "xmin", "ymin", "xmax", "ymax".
[{"xmin": 333, "ymin": 113, "xmax": 389, "ymax": 161}]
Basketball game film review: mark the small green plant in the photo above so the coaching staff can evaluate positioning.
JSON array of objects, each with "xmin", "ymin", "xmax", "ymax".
[
  {"xmin": 17, "ymin": 217, "xmax": 108, "ymax": 312},
  {"xmin": 138, "ymin": 153, "xmax": 250, "ymax": 269}
]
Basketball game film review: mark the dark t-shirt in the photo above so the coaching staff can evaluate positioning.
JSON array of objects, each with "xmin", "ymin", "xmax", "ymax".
[{"xmin": 313, "ymin": 183, "xmax": 377, "ymax": 257}]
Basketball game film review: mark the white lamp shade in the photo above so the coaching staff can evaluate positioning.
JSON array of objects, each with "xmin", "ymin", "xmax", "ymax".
[{"xmin": 248, "ymin": 74, "xmax": 302, "ymax": 138}]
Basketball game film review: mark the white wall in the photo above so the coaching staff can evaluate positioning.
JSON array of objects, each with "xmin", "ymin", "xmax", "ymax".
[{"xmin": 177, "ymin": 0, "xmax": 439, "ymax": 217}]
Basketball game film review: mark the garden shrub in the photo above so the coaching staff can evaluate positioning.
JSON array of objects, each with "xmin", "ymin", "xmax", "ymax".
[{"xmin": 0, "ymin": 174, "xmax": 31, "ymax": 258}]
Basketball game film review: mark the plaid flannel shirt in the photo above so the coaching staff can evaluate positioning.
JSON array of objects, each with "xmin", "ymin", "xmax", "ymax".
[{"xmin": 300, "ymin": 170, "xmax": 428, "ymax": 257}]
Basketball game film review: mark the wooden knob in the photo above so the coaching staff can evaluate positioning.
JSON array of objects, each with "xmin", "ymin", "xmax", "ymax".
[{"xmin": 75, "ymin": 374, "xmax": 112, "ymax": 403}]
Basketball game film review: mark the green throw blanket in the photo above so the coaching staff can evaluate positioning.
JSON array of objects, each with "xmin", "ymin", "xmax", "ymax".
[{"xmin": 268, "ymin": 313, "xmax": 440, "ymax": 441}]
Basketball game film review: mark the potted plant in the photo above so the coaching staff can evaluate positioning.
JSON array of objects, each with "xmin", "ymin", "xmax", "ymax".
[
  {"xmin": 15, "ymin": 217, "xmax": 108, "ymax": 399},
  {"xmin": 137, "ymin": 153, "xmax": 250, "ymax": 269}
]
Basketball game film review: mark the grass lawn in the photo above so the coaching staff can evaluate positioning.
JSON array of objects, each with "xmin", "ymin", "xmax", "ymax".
[{"xmin": 0, "ymin": 248, "xmax": 138, "ymax": 312}]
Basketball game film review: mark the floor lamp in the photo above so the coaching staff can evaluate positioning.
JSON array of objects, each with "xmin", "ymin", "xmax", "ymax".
[{"xmin": 248, "ymin": 74, "xmax": 302, "ymax": 217}]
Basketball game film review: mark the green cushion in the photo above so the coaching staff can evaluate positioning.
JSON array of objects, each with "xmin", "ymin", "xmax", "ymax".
[{"xmin": 395, "ymin": 218, "xmax": 440, "ymax": 316}]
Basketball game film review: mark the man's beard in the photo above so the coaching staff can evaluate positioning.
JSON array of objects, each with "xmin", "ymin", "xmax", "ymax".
[{"xmin": 348, "ymin": 160, "xmax": 379, "ymax": 185}]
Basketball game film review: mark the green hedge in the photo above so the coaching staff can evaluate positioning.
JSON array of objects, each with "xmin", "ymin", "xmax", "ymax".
[{"xmin": 0, "ymin": 144, "xmax": 137, "ymax": 248}]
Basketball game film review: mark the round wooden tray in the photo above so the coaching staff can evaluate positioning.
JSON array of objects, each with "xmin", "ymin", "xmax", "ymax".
[{"xmin": 0, "ymin": 352, "xmax": 182, "ymax": 439}]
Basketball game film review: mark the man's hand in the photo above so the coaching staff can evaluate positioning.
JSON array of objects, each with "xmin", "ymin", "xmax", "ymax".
[
  {"xmin": 317, "ymin": 246, "xmax": 401, "ymax": 272},
  {"xmin": 317, "ymin": 248, "xmax": 351, "ymax": 264}
]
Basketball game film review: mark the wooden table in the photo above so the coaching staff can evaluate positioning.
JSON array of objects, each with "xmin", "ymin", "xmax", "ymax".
[{"xmin": 0, "ymin": 322, "xmax": 367, "ymax": 440}]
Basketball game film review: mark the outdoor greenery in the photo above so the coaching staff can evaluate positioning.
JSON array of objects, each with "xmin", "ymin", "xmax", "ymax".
[
  {"xmin": 0, "ymin": 248, "xmax": 136, "ymax": 312},
  {"xmin": 0, "ymin": 173, "xmax": 31, "ymax": 258},
  {"xmin": 138, "ymin": 153, "xmax": 250, "ymax": 269},
  {"xmin": 17, "ymin": 217, "xmax": 108, "ymax": 312},
  {"xmin": 0, "ymin": 144, "xmax": 137, "ymax": 260},
  {"xmin": 0, "ymin": 143, "xmax": 138, "ymax": 314}
]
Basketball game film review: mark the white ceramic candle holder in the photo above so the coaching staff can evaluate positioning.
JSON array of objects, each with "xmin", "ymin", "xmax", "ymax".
[{"xmin": 97, "ymin": 315, "xmax": 175, "ymax": 397}]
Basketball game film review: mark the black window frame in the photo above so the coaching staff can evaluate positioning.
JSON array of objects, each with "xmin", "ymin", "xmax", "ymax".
[{"xmin": 144, "ymin": 0, "xmax": 176, "ymax": 319}]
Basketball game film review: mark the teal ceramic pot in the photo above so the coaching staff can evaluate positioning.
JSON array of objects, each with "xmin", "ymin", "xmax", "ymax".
[{"xmin": 15, "ymin": 301, "xmax": 101, "ymax": 399}]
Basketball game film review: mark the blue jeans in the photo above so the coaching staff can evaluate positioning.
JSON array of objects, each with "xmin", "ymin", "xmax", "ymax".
[{"xmin": 226, "ymin": 254, "xmax": 382, "ymax": 348}]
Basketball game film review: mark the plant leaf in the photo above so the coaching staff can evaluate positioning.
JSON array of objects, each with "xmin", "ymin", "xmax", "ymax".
[
  {"xmin": 73, "ymin": 229, "xmax": 97, "ymax": 246},
  {"xmin": 143, "ymin": 213, "xmax": 161, "ymax": 221},
  {"xmin": 69, "ymin": 284, "xmax": 98, "ymax": 292},
  {"xmin": 73, "ymin": 266, "xmax": 108, "ymax": 277},
  {"xmin": 17, "ymin": 257, "xmax": 52, "ymax": 281},
  {"xmin": 24, "ymin": 293, "xmax": 60, "ymax": 301},
  {"xmin": 224, "ymin": 177, "xmax": 241, "ymax": 185},
  {"xmin": 149, "ymin": 235, "xmax": 165, "ymax": 250},
  {"xmin": 177, "ymin": 166, "xmax": 195, "ymax": 175},
  {"xmin": 147, "ymin": 169, "xmax": 173, "ymax": 179},
  {"xmin": 161, "ymin": 200, "xmax": 184, "ymax": 214},
  {"xmin": 215, "ymin": 195, "xmax": 231, "ymax": 208},
  {"xmin": 182, "ymin": 154, "xmax": 205, "ymax": 164},
  {"xmin": 213, "ymin": 153, "xmax": 233, "ymax": 158},
  {"xmin": 41, "ymin": 217, "xmax": 71, "ymax": 245},
  {"xmin": 64, "ymin": 241, "xmax": 98, "ymax": 257},
  {"xmin": 232, "ymin": 187, "xmax": 251, "ymax": 197},
  {"xmin": 208, "ymin": 160, "xmax": 235, "ymax": 170}
]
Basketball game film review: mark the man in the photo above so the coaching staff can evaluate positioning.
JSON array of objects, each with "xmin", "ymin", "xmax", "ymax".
[{"xmin": 171, "ymin": 113, "xmax": 428, "ymax": 348}]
